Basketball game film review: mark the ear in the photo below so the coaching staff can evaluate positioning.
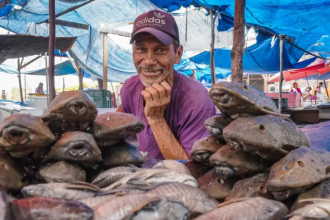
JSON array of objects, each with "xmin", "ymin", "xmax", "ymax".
[{"xmin": 174, "ymin": 45, "xmax": 183, "ymax": 64}]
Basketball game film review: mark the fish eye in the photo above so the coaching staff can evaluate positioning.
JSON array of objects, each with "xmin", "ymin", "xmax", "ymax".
[
  {"xmin": 243, "ymin": 85, "xmax": 249, "ymax": 91},
  {"xmin": 298, "ymin": 161, "xmax": 305, "ymax": 167},
  {"xmin": 67, "ymin": 100, "xmax": 87, "ymax": 115},
  {"xmin": 259, "ymin": 125, "xmax": 266, "ymax": 131}
]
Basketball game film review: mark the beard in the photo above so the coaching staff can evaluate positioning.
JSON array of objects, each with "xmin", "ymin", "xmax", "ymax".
[{"xmin": 137, "ymin": 65, "xmax": 172, "ymax": 87}]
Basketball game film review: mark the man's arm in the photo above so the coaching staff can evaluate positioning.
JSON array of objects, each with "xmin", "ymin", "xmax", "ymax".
[
  {"xmin": 141, "ymin": 82, "xmax": 189, "ymax": 160},
  {"xmin": 116, "ymin": 104, "xmax": 124, "ymax": 112}
]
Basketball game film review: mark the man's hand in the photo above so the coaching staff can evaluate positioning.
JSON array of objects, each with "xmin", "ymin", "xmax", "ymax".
[{"xmin": 141, "ymin": 81, "xmax": 171, "ymax": 122}]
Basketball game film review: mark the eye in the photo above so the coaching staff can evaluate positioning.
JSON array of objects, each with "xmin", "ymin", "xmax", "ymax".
[
  {"xmin": 156, "ymin": 48, "xmax": 166, "ymax": 53},
  {"xmin": 135, "ymin": 47, "xmax": 146, "ymax": 52}
]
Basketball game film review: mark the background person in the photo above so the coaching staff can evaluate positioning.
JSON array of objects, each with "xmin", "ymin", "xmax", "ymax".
[{"xmin": 35, "ymin": 83, "xmax": 44, "ymax": 95}]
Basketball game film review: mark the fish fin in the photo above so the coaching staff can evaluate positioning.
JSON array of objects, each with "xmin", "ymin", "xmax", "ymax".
[
  {"xmin": 261, "ymin": 108, "xmax": 290, "ymax": 118},
  {"xmin": 298, "ymin": 198, "xmax": 330, "ymax": 204},
  {"xmin": 67, "ymin": 181, "xmax": 101, "ymax": 192},
  {"xmin": 126, "ymin": 178, "xmax": 149, "ymax": 186},
  {"xmin": 316, "ymin": 206, "xmax": 330, "ymax": 218},
  {"xmin": 128, "ymin": 164, "xmax": 140, "ymax": 172},
  {"xmin": 120, "ymin": 196, "xmax": 162, "ymax": 220},
  {"xmin": 216, "ymin": 198, "xmax": 250, "ymax": 209},
  {"xmin": 143, "ymin": 169, "xmax": 170, "ymax": 180}
]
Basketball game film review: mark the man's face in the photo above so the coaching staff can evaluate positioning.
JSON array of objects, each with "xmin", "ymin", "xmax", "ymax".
[{"xmin": 132, "ymin": 33, "xmax": 183, "ymax": 86}]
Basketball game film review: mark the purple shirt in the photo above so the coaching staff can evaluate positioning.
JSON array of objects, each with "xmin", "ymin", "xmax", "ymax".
[{"xmin": 121, "ymin": 72, "xmax": 216, "ymax": 160}]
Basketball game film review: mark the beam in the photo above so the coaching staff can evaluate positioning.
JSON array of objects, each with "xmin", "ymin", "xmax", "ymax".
[
  {"xmin": 37, "ymin": 0, "xmax": 94, "ymax": 24},
  {"xmin": 45, "ymin": 54, "xmax": 49, "ymax": 107},
  {"xmin": 97, "ymin": 78, "xmax": 103, "ymax": 90},
  {"xmin": 231, "ymin": 0, "xmax": 246, "ymax": 83},
  {"xmin": 78, "ymin": 69, "xmax": 84, "ymax": 91},
  {"xmin": 17, "ymin": 59, "xmax": 24, "ymax": 106},
  {"xmin": 210, "ymin": 10, "xmax": 216, "ymax": 85},
  {"xmin": 103, "ymin": 33, "xmax": 108, "ymax": 90},
  {"xmin": 19, "ymin": 55, "xmax": 43, "ymax": 70},
  {"xmin": 278, "ymin": 37, "xmax": 284, "ymax": 112},
  {"xmin": 46, "ymin": 19, "xmax": 89, "ymax": 30},
  {"xmin": 48, "ymin": 0, "xmax": 56, "ymax": 102}
]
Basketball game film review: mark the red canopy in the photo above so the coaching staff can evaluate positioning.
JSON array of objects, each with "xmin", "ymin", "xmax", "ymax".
[{"xmin": 268, "ymin": 60, "xmax": 327, "ymax": 82}]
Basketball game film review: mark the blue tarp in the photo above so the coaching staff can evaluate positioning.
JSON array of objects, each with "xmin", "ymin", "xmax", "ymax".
[
  {"xmin": 190, "ymin": 37, "xmax": 317, "ymax": 74},
  {"xmin": 0, "ymin": 60, "xmax": 91, "ymax": 77}
]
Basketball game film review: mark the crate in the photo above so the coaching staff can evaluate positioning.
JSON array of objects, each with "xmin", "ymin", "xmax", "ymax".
[
  {"xmin": 85, "ymin": 90, "xmax": 111, "ymax": 108},
  {"xmin": 270, "ymin": 98, "xmax": 288, "ymax": 110}
]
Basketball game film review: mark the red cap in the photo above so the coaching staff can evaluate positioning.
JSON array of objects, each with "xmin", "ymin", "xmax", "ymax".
[{"xmin": 130, "ymin": 9, "xmax": 180, "ymax": 46}]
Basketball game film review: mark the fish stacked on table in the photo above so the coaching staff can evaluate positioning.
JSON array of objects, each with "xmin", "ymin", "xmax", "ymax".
[{"xmin": 186, "ymin": 82, "xmax": 330, "ymax": 219}]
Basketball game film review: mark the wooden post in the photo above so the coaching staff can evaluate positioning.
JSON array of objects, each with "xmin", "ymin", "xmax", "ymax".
[
  {"xmin": 24, "ymin": 72, "xmax": 27, "ymax": 100},
  {"xmin": 278, "ymin": 37, "xmax": 284, "ymax": 113},
  {"xmin": 247, "ymin": 73, "xmax": 249, "ymax": 85},
  {"xmin": 63, "ymin": 77, "xmax": 65, "ymax": 91},
  {"xmin": 315, "ymin": 74, "xmax": 319, "ymax": 105},
  {"xmin": 210, "ymin": 10, "xmax": 216, "ymax": 85},
  {"xmin": 324, "ymin": 80, "xmax": 329, "ymax": 99},
  {"xmin": 45, "ymin": 54, "xmax": 49, "ymax": 107},
  {"xmin": 48, "ymin": 0, "xmax": 56, "ymax": 102},
  {"xmin": 78, "ymin": 69, "xmax": 84, "ymax": 91},
  {"xmin": 103, "ymin": 33, "xmax": 108, "ymax": 90},
  {"xmin": 231, "ymin": 0, "xmax": 246, "ymax": 83},
  {"xmin": 97, "ymin": 78, "xmax": 103, "ymax": 90},
  {"xmin": 17, "ymin": 59, "xmax": 24, "ymax": 106},
  {"xmin": 190, "ymin": 69, "xmax": 197, "ymax": 81}
]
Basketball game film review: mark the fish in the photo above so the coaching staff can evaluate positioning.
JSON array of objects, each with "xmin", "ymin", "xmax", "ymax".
[
  {"xmin": 92, "ymin": 165, "xmax": 139, "ymax": 188},
  {"xmin": 286, "ymin": 198, "xmax": 330, "ymax": 220},
  {"xmin": 204, "ymin": 114, "xmax": 233, "ymax": 141},
  {"xmin": 11, "ymin": 197, "xmax": 94, "ymax": 220},
  {"xmin": 121, "ymin": 196, "xmax": 190, "ymax": 220},
  {"xmin": 92, "ymin": 112, "xmax": 145, "ymax": 148},
  {"xmin": 194, "ymin": 197, "xmax": 288, "ymax": 220},
  {"xmin": 152, "ymin": 159, "xmax": 191, "ymax": 175},
  {"xmin": 190, "ymin": 135, "xmax": 223, "ymax": 163},
  {"xmin": 38, "ymin": 161, "xmax": 86, "ymax": 183},
  {"xmin": 93, "ymin": 194, "xmax": 162, "ymax": 220},
  {"xmin": 223, "ymin": 115, "xmax": 311, "ymax": 161},
  {"xmin": 182, "ymin": 161, "xmax": 214, "ymax": 180},
  {"xmin": 225, "ymin": 173, "xmax": 274, "ymax": 201},
  {"xmin": 0, "ymin": 186, "xmax": 12, "ymax": 220},
  {"xmin": 146, "ymin": 182, "xmax": 219, "ymax": 216},
  {"xmin": 44, "ymin": 131, "xmax": 102, "ymax": 168},
  {"xmin": 197, "ymin": 168, "xmax": 239, "ymax": 200},
  {"xmin": 266, "ymin": 147, "xmax": 330, "ymax": 201},
  {"xmin": 41, "ymin": 90, "xmax": 98, "ymax": 133},
  {"xmin": 102, "ymin": 141, "xmax": 145, "ymax": 168},
  {"xmin": 291, "ymin": 179, "xmax": 330, "ymax": 211},
  {"xmin": 209, "ymin": 81, "xmax": 285, "ymax": 119},
  {"xmin": 0, "ymin": 114, "xmax": 56, "ymax": 156},
  {"xmin": 0, "ymin": 153, "xmax": 24, "ymax": 191},
  {"xmin": 210, "ymin": 145, "xmax": 270, "ymax": 179},
  {"xmin": 101, "ymin": 168, "xmax": 198, "ymax": 192},
  {"xmin": 21, "ymin": 182, "xmax": 96, "ymax": 200}
]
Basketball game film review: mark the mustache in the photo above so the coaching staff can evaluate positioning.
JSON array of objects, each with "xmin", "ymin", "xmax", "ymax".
[{"xmin": 137, "ymin": 65, "xmax": 165, "ymax": 71}]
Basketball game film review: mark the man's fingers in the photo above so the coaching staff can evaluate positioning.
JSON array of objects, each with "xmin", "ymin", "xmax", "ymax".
[
  {"xmin": 160, "ymin": 81, "xmax": 172, "ymax": 98},
  {"xmin": 152, "ymin": 83, "xmax": 166, "ymax": 99},
  {"xmin": 141, "ymin": 90, "xmax": 153, "ymax": 102},
  {"xmin": 145, "ymin": 86, "xmax": 160, "ymax": 100}
]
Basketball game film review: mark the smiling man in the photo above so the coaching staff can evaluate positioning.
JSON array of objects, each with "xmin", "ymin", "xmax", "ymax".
[{"xmin": 117, "ymin": 9, "xmax": 216, "ymax": 160}]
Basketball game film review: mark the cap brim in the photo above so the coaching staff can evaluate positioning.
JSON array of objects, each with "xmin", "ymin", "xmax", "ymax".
[{"xmin": 130, "ymin": 27, "xmax": 174, "ymax": 46}]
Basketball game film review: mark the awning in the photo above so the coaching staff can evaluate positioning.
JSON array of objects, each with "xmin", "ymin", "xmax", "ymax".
[{"xmin": 0, "ymin": 35, "xmax": 76, "ymax": 64}]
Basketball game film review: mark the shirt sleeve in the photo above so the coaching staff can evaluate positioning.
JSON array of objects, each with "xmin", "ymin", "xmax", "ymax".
[{"xmin": 176, "ymin": 108, "xmax": 216, "ymax": 159}]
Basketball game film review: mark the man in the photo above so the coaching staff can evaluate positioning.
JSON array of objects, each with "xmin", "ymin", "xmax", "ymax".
[
  {"xmin": 35, "ymin": 83, "xmax": 44, "ymax": 95},
  {"xmin": 117, "ymin": 9, "xmax": 216, "ymax": 160}
]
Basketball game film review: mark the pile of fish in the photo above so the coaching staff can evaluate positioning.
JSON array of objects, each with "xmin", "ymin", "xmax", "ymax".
[{"xmin": 0, "ymin": 83, "xmax": 329, "ymax": 220}]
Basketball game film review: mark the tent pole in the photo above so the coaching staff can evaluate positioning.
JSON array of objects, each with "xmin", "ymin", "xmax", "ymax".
[
  {"xmin": 324, "ymin": 80, "xmax": 329, "ymax": 99},
  {"xmin": 210, "ymin": 10, "xmax": 216, "ymax": 85},
  {"xmin": 305, "ymin": 72, "xmax": 312, "ymax": 105},
  {"xmin": 103, "ymin": 33, "xmax": 108, "ymax": 90},
  {"xmin": 231, "ymin": 0, "xmax": 246, "ymax": 83},
  {"xmin": 78, "ymin": 69, "xmax": 83, "ymax": 91},
  {"xmin": 247, "ymin": 73, "xmax": 249, "ymax": 85},
  {"xmin": 278, "ymin": 36, "xmax": 284, "ymax": 113},
  {"xmin": 315, "ymin": 74, "xmax": 319, "ymax": 105},
  {"xmin": 24, "ymin": 72, "xmax": 26, "ymax": 100},
  {"xmin": 45, "ymin": 54, "xmax": 49, "ymax": 107},
  {"xmin": 17, "ymin": 59, "xmax": 24, "ymax": 106},
  {"xmin": 63, "ymin": 77, "xmax": 65, "ymax": 91},
  {"xmin": 48, "ymin": 0, "xmax": 56, "ymax": 102}
]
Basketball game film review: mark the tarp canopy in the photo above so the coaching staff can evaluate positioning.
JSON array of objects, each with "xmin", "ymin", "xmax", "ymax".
[
  {"xmin": 0, "ymin": 60, "xmax": 91, "ymax": 77},
  {"xmin": 0, "ymin": 35, "xmax": 76, "ymax": 64},
  {"xmin": 190, "ymin": 37, "xmax": 317, "ymax": 74}
]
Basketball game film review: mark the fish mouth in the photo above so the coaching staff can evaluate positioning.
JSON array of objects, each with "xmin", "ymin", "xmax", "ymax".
[
  {"xmin": 65, "ymin": 140, "xmax": 91, "ymax": 159},
  {"xmin": 191, "ymin": 151, "xmax": 212, "ymax": 162},
  {"xmin": 212, "ymin": 162, "xmax": 237, "ymax": 179},
  {"xmin": 2, "ymin": 126, "xmax": 31, "ymax": 147},
  {"xmin": 67, "ymin": 99, "xmax": 88, "ymax": 115},
  {"xmin": 269, "ymin": 189, "xmax": 295, "ymax": 201},
  {"xmin": 209, "ymin": 89, "xmax": 232, "ymax": 105},
  {"xmin": 128, "ymin": 124, "xmax": 145, "ymax": 133},
  {"xmin": 205, "ymin": 124, "xmax": 222, "ymax": 136}
]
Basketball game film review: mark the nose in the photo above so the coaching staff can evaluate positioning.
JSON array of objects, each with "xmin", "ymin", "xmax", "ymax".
[{"xmin": 143, "ymin": 51, "xmax": 157, "ymax": 66}]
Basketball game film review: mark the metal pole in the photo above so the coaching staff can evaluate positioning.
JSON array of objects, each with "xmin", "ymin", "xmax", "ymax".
[
  {"xmin": 103, "ymin": 33, "xmax": 108, "ymax": 90},
  {"xmin": 247, "ymin": 73, "xmax": 249, "ymax": 85},
  {"xmin": 185, "ymin": 7, "xmax": 188, "ymax": 42},
  {"xmin": 48, "ymin": 0, "xmax": 56, "ymax": 102},
  {"xmin": 63, "ymin": 77, "xmax": 65, "ymax": 91},
  {"xmin": 24, "ymin": 71, "xmax": 26, "ymax": 100},
  {"xmin": 17, "ymin": 59, "xmax": 24, "ymax": 106},
  {"xmin": 315, "ymin": 74, "xmax": 319, "ymax": 105},
  {"xmin": 231, "ymin": 0, "xmax": 246, "ymax": 83},
  {"xmin": 278, "ymin": 37, "xmax": 284, "ymax": 113},
  {"xmin": 305, "ymin": 72, "xmax": 312, "ymax": 105},
  {"xmin": 45, "ymin": 54, "xmax": 49, "ymax": 107},
  {"xmin": 210, "ymin": 10, "xmax": 216, "ymax": 85}
]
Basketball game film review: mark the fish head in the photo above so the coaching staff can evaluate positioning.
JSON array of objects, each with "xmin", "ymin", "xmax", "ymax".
[
  {"xmin": 92, "ymin": 112, "xmax": 145, "ymax": 140},
  {"xmin": 209, "ymin": 82, "xmax": 244, "ymax": 109},
  {"xmin": 42, "ymin": 91, "xmax": 97, "ymax": 122},
  {"xmin": 21, "ymin": 184, "xmax": 53, "ymax": 198},
  {"xmin": 190, "ymin": 135, "xmax": 222, "ymax": 162},
  {"xmin": 204, "ymin": 115, "xmax": 233, "ymax": 139},
  {"xmin": 123, "ymin": 196, "xmax": 190, "ymax": 220},
  {"xmin": 0, "ymin": 114, "xmax": 56, "ymax": 152},
  {"xmin": 0, "ymin": 153, "xmax": 24, "ymax": 191},
  {"xmin": 267, "ymin": 147, "xmax": 327, "ymax": 196},
  {"xmin": 50, "ymin": 132, "xmax": 102, "ymax": 164}
]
